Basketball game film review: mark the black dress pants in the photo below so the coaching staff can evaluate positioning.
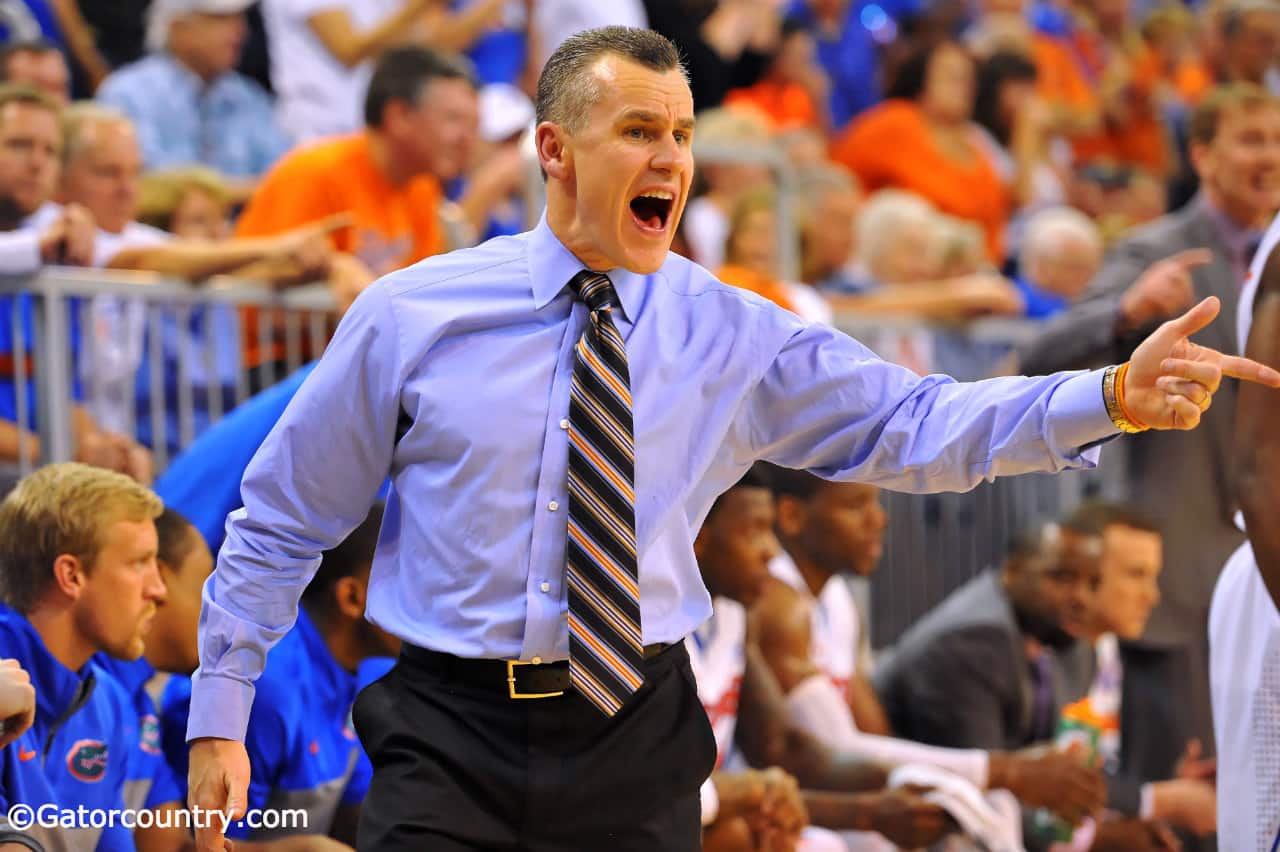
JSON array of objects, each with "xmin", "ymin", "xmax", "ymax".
[{"xmin": 352, "ymin": 642, "xmax": 716, "ymax": 851}]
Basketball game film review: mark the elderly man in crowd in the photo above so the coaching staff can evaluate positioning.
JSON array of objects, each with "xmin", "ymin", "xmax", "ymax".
[
  {"xmin": 1014, "ymin": 206, "xmax": 1105, "ymax": 319},
  {"xmin": 96, "ymin": 0, "xmax": 289, "ymax": 181}
]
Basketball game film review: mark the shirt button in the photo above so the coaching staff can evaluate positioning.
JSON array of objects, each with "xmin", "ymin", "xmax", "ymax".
[
  {"xmin": 532, "ymin": 656, "xmax": 543, "ymax": 665},
  {"xmin": 548, "ymin": 500, "xmax": 559, "ymax": 512},
  {"xmin": 540, "ymin": 581, "xmax": 551, "ymax": 593},
  {"xmin": 559, "ymin": 418, "xmax": 570, "ymax": 430}
]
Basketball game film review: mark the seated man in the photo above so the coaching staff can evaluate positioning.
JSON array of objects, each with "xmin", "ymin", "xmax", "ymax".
[
  {"xmin": 1056, "ymin": 502, "xmax": 1215, "ymax": 840},
  {"xmin": 0, "ymin": 463, "xmax": 165, "ymax": 850},
  {"xmin": 874, "ymin": 513, "xmax": 1185, "ymax": 850},
  {"xmin": 753, "ymin": 467, "xmax": 1106, "ymax": 821},
  {"xmin": 49, "ymin": 102, "xmax": 344, "ymax": 455},
  {"xmin": 690, "ymin": 466, "xmax": 957, "ymax": 851},
  {"xmin": 164, "ymin": 505, "xmax": 395, "ymax": 847},
  {"xmin": 98, "ymin": 507, "xmax": 351, "ymax": 852}
]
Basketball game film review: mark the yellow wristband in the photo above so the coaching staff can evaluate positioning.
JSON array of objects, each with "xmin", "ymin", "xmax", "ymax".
[{"xmin": 1103, "ymin": 363, "xmax": 1150, "ymax": 433}]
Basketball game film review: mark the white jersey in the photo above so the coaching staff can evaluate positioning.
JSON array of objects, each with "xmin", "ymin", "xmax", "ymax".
[
  {"xmin": 1211, "ymin": 541, "xmax": 1280, "ymax": 852},
  {"xmin": 686, "ymin": 596, "xmax": 746, "ymax": 770},
  {"xmin": 1210, "ymin": 210, "xmax": 1280, "ymax": 852},
  {"xmin": 770, "ymin": 552, "xmax": 869, "ymax": 694}
]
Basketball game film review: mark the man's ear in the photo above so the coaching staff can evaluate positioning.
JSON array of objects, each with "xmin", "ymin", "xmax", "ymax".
[
  {"xmin": 775, "ymin": 495, "xmax": 805, "ymax": 539},
  {"xmin": 332, "ymin": 576, "xmax": 367, "ymax": 621},
  {"xmin": 536, "ymin": 121, "xmax": 572, "ymax": 182},
  {"xmin": 1188, "ymin": 140, "xmax": 1209, "ymax": 183},
  {"xmin": 50, "ymin": 553, "xmax": 88, "ymax": 600}
]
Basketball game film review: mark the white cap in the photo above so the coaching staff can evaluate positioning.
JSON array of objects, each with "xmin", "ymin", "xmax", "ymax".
[
  {"xmin": 478, "ymin": 83, "xmax": 535, "ymax": 143},
  {"xmin": 146, "ymin": 0, "xmax": 254, "ymax": 52}
]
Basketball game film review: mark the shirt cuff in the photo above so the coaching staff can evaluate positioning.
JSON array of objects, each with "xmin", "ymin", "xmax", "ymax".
[
  {"xmin": 186, "ymin": 672, "xmax": 256, "ymax": 743},
  {"xmin": 700, "ymin": 777, "xmax": 720, "ymax": 826},
  {"xmin": 1047, "ymin": 368, "xmax": 1121, "ymax": 452},
  {"xmin": 1139, "ymin": 782, "xmax": 1155, "ymax": 820}
]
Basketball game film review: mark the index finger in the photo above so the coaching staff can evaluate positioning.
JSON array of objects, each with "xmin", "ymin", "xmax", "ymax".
[
  {"xmin": 1164, "ymin": 248, "xmax": 1214, "ymax": 270},
  {"xmin": 1217, "ymin": 352, "xmax": 1280, "ymax": 387},
  {"xmin": 308, "ymin": 212, "xmax": 354, "ymax": 234}
]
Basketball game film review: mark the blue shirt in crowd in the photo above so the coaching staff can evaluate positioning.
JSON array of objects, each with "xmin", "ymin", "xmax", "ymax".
[
  {"xmin": 0, "ymin": 607, "xmax": 136, "ymax": 851},
  {"xmin": 96, "ymin": 53, "xmax": 290, "ymax": 178},
  {"xmin": 92, "ymin": 656, "xmax": 183, "ymax": 812},
  {"xmin": 189, "ymin": 213, "xmax": 1120, "ymax": 741},
  {"xmin": 1014, "ymin": 275, "xmax": 1072, "ymax": 320},
  {"xmin": 788, "ymin": 0, "xmax": 922, "ymax": 128},
  {"xmin": 155, "ymin": 362, "xmax": 316, "ymax": 554},
  {"xmin": 165, "ymin": 609, "xmax": 370, "ymax": 840}
]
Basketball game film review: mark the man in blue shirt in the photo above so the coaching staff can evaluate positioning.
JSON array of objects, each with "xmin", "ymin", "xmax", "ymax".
[
  {"xmin": 188, "ymin": 26, "xmax": 1280, "ymax": 852},
  {"xmin": 0, "ymin": 462, "xmax": 165, "ymax": 851},
  {"xmin": 95, "ymin": 0, "xmax": 289, "ymax": 179},
  {"xmin": 170, "ymin": 506, "xmax": 391, "ymax": 848}
]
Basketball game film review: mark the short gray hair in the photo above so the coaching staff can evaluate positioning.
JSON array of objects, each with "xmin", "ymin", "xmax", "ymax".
[
  {"xmin": 1019, "ymin": 206, "xmax": 1101, "ymax": 272},
  {"xmin": 855, "ymin": 189, "xmax": 936, "ymax": 270},
  {"xmin": 62, "ymin": 100, "xmax": 132, "ymax": 168},
  {"xmin": 535, "ymin": 26, "xmax": 686, "ymax": 133}
]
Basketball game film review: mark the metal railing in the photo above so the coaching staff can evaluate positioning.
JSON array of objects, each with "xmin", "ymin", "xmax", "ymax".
[{"xmin": 0, "ymin": 269, "xmax": 337, "ymax": 478}]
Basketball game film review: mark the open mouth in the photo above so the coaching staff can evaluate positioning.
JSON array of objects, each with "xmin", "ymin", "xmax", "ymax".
[{"xmin": 629, "ymin": 190, "xmax": 674, "ymax": 233}]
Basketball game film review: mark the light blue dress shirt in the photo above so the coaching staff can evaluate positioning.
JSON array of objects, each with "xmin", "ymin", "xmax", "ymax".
[
  {"xmin": 190, "ymin": 214, "xmax": 1118, "ymax": 741},
  {"xmin": 96, "ymin": 54, "xmax": 290, "ymax": 178}
]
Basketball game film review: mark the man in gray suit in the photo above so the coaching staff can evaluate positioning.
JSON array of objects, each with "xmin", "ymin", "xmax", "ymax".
[
  {"xmin": 874, "ymin": 521, "xmax": 1099, "ymax": 752},
  {"xmin": 1018, "ymin": 83, "xmax": 1280, "ymax": 755},
  {"xmin": 874, "ymin": 518, "xmax": 1182, "ymax": 850}
]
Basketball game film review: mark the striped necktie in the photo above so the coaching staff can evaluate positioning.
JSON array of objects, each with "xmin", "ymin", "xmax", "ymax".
[{"xmin": 566, "ymin": 270, "xmax": 643, "ymax": 716}]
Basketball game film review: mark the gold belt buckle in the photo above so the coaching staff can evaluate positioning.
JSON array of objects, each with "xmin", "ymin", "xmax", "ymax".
[{"xmin": 507, "ymin": 660, "xmax": 565, "ymax": 699}]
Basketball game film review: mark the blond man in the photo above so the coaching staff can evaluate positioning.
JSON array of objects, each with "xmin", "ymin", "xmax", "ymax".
[{"xmin": 0, "ymin": 463, "xmax": 164, "ymax": 851}]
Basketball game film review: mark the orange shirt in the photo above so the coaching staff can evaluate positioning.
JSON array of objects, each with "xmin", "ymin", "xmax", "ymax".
[
  {"xmin": 830, "ymin": 99, "xmax": 1009, "ymax": 260},
  {"xmin": 716, "ymin": 264, "xmax": 799, "ymax": 313},
  {"xmin": 723, "ymin": 81, "xmax": 821, "ymax": 132},
  {"xmin": 1067, "ymin": 40, "xmax": 1171, "ymax": 176},
  {"xmin": 235, "ymin": 133, "xmax": 446, "ymax": 369},
  {"xmin": 1031, "ymin": 33, "xmax": 1096, "ymax": 114},
  {"xmin": 236, "ymin": 132, "xmax": 445, "ymax": 276}
]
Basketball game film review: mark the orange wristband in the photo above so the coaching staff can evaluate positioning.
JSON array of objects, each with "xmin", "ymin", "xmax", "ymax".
[{"xmin": 1114, "ymin": 362, "xmax": 1150, "ymax": 430}]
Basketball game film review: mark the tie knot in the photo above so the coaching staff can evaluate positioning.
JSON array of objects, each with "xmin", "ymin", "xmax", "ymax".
[{"xmin": 569, "ymin": 271, "xmax": 618, "ymax": 314}]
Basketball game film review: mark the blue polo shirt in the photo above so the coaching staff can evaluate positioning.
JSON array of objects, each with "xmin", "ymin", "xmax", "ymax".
[
  {"xmin": 92, "ymin": 656, "xmax": 183, "ymax": 811},
  {"xmin": 164, "ymin": 609, "xmax": 370, "ymax": 840},
  {"xmin": 0, "ymin": 608, "xmax": 136, "ymax": 851},
  {"xmin": 154, "ymin": 362, "xmax": 315, "ymax": 554}
]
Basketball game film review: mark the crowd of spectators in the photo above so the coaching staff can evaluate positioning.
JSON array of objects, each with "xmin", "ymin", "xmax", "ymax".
[{"xmin": 0, "ymin": 0, "xmax": 1274, "ymax": 849}]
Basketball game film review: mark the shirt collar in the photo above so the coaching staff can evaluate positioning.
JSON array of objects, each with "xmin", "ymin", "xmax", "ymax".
[
  {"xmin": 1198, "ymin": 193, "xmax": 1265, "ymax": 263},
  {"xmin": 526, "ymin": 211, "xmax": 645, "ymax": 323},
  {"xmin": 91, "ymin": 654, "xmax": 155, "ymax": 702}
]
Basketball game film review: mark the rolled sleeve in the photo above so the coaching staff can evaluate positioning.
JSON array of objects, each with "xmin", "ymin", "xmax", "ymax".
[{"xmin": 188, "ymin": 283, "xmax": 403, "ymax": 742}]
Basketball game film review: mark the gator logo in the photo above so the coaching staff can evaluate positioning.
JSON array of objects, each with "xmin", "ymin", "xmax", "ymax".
[
  {"xmin": 140, "ymin": 714, "xmax": 162, "ymax": 755},
  {"xmin": 65, "ymin": 739, "xmax": 108, "ymax": 782}
]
